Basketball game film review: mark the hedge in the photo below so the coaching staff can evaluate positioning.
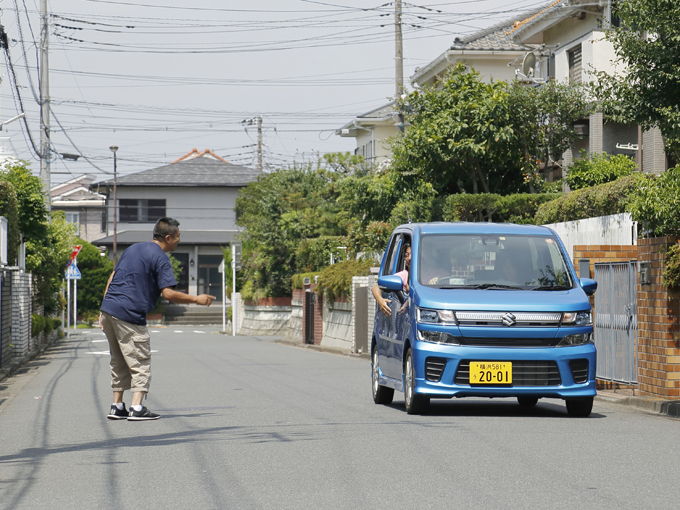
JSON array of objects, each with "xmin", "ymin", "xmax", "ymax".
[
  {"xmin": 443, "ymin": 193, "xmax": 561, "ymax": 224},
  {"xmin": 534, "ymin": 173, "xmax": 650, "ymax": 225},
  {"xmin": 317, "ymin": 259, "xmax": 376, "ymax": 302},
  {"xmin": 0, "ymin": 181, "xmax": 21, "ymax": 264},
  {"xmin": 31, "ymin": 315, "xmax": 61, "ymax": 337},
  {"xmin": 291, "ymin": 271, "xmax": 321, "ymax": 289}
]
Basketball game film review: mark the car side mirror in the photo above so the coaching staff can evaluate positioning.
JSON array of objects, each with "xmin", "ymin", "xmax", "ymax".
[
  {"xmin": 378, "ymin": 275, "xmax": 403, "ymax": 292},
  {"xmin": 580, "ymin": 278, "xmax": 597, "ymax": 296}
]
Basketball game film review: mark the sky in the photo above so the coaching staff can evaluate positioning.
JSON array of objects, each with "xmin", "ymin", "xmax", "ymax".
[{"xmin": 0, "ymin": 0, "xmax": 549, "ymax": 185}]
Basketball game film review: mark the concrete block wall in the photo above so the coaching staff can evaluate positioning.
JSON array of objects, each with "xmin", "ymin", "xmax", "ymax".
[
  {"xmin": 636, "ymin": 237, "xmax": 680, "ymax": 398},
  {"xmin": 321, "ymin": 300, "xmax": 352, "ymax": 351},
  {"xmin": 1, "ymin": 271, "xmax": 12, "ymax": 368},
  {"xmin": 11, "ymin": 272, "xmax": 31, "ymax": 359},
  {"xmin": 351, "ymin": 275, "xmax": 375, "ymax": 354},
  {"xmin": 287, "ymin": 288, "xmax": 304, "ymax": 341},
  {"xmin": 238, "ymin": 297, "xmax": 291, "ymax": 336},
  {"xmin": 643, "ymin": 127, "xmax": 668, "ymax": 174}
]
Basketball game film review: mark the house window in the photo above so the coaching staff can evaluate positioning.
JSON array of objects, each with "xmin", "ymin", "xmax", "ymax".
[
  {"xmin": 65, "ymin": 212, "xmax": 80, "ymax": 236},
  {"xmin": 119, "ymin": 199, "xmax": 166, "ymax": 223},
  {"xmin": 568, "ymin": 45, "xmax": 582, "ymax": 84}
]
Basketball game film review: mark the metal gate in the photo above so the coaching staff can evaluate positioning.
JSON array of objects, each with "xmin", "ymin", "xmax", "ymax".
[
  {"xmin": 304, "ymin": 291, "xmax": 315, "ymax": 344},
  {"xmin": 593, "ymin": 261, "xmax": 638, "ymax": 384}
]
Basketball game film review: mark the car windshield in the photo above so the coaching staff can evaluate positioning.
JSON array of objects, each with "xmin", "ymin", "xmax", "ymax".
[{"xmin": 418, "ymin": 234, "xmax": 573, "ymax": 290}]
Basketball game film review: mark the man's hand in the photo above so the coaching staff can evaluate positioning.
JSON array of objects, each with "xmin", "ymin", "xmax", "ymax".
[
  {"xmin": 98, "ymin": 312, "xmax": 103, "ymax": 331},
  {"xmin": 197, "ymin": 294, "xmax": 217, "ymax": 306}
]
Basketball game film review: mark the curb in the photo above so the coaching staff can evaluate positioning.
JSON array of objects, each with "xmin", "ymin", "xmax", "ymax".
[
  {"xmin": 595, "ymin": 394, "xmax": 680, "ymax": 418},
  {"xmin": 274, "ymin": 338, "xmax": 371, "ymax": 360}
]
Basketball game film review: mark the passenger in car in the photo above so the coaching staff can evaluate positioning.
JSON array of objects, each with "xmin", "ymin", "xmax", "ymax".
[{"xmin": 371, "ymin": 244, "xmax": 410, "ymax": 316}]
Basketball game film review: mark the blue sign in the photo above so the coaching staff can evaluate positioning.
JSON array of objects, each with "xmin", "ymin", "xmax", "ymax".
[{"xmin": 66, "ymin": 264, "xmax": 81, "ymax": 280}]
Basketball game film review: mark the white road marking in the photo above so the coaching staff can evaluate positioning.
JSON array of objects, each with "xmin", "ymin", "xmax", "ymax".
[
  {"xmin": 87, "ymin": 350, "xmax": 158, "ymax": 355},
  {"xmin": 193, "ymin": 331, "xmax": 205, "ymax": 334},
  {"xmin": 91, "ymin": 340, "xmax": 107, "ymax": 343},
  {"xmin": 174, "ymin": 331, "xmax": 183, "ymax": 333},
  {"xmin": 151, "ymin": 330, "xmax": 160, "ymax": 333}
]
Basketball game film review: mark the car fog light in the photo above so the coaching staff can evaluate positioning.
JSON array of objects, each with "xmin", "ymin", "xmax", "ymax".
[{"xmin": 556, "ymin": 333, "xmax": 593, "ymax": 347}]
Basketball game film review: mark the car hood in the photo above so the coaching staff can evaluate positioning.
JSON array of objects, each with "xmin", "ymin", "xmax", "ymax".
[{"xmin": 413, "ymin": 285, "xmax": 591, "ymax": 312}]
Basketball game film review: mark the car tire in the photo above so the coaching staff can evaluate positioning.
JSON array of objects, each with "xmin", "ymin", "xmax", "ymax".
[
  {"xmin": 404, "ymin": 348, "xmax": 429, "ymax": 415},
  {"xmin": 372, "ymin": 349, "xmax": 394, "ymax": 405},
  {"xmin": 517, "ymin": 396, "xmax": 539, "ymax": 407},
  {"xmin": 566, "ymin": 397, "xmax": 594, "ymax": 417}
]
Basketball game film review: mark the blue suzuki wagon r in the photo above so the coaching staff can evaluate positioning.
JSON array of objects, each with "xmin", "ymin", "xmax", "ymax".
[{"xmin": 372, "ymin": 222, "xmax": 597, "ymax": 417}]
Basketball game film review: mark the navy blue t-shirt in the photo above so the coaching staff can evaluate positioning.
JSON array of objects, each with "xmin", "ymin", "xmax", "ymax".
[{"xmin": 101, "ymin": 242, "xmax": 177, "ymax": 325}]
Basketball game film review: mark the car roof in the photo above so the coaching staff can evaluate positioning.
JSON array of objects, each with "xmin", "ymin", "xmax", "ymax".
[{"xmin": 396, "ymin": 222, "xmax": 554, "ymax": 236}]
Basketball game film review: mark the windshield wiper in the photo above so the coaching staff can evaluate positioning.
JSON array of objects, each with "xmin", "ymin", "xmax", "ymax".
[
  {"xmin": 531, "ymin": 285, "xmax": 572, "ymax": 291},
  {"xmin": 440, "ymin": 283, "xmax": 524, "ymax": 290}
]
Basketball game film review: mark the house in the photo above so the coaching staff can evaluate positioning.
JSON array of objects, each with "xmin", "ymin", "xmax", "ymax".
[
  {"xmin": 506, "ymin": 0, "xmax": 668, "ymax": 174},
  {"xmin": 410, "ymin": 16, "xmax": 537, "ymax": 89},
  {"xmin": 92, "ymin": 148, "xmax": 260, "ymax": 300},
  {"xmin": 336, "ymin": 103, "xmax": 399, "ymax": 166},
  {"xmin": 50, "ymin": 175, "xmax": 107, "ymax": 243}
]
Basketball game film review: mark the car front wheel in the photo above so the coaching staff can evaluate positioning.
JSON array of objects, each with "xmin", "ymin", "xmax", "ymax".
[
  {"xmin": 404, "ymin": 349, "xmax": 429, "ymax": 415},
  {"xmin": 372, "ymin": 349, "xmax": 394, "ymax": 405},
  {"xmin": 566, "ymin": 397, "xmax": 593, "ymax": 417}
]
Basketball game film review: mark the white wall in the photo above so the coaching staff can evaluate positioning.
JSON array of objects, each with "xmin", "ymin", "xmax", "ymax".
[
  {"xmin": 107, "ymin": 186, "xmax": 240, "ymax": 234},
  {"xmin": 544, "ymin": 213, "xmax": 637, "ymax": 260}
]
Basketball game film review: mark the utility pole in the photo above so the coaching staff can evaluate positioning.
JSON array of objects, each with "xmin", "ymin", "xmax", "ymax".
[
  {"xmin": 257, "ymin": 115, "xmax": 262, "ymax": 172},
  {"xmin": 395, "ymin": 0, "xmax": 405, "ymax": 133},
  {"xmin": 40, "ymin": 0, "xmax": 50, "ymax": 202},
  {"xmin": 242, "ymin": 116, "xmax": 263, "ymax": 171}
]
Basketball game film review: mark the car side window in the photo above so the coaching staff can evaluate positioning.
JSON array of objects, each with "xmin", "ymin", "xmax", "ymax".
[{"xmin": 383, "ymin": 234, "xmax": 403, "ymax": 276}]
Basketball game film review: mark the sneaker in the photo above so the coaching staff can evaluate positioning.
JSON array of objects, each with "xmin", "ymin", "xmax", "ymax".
[
  {"xmin": 107, "ymin": 403, "xmax": 128, "ymax": 420},
  {"xmin": 127, "ymin": 406, "xmax": 161, "ymax": 421}
]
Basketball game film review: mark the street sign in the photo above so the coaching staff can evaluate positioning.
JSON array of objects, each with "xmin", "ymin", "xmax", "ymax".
[
  {"xmin": 66, "ymin": 264, "xmax": 81, "ymax": 280},
  {"xmin": 231, "ymin": 242, "xmax": 242, "ymax": 271},
  {"xmin": 67, "ymin": 245, "xmax": 82, "ymax": 268}
]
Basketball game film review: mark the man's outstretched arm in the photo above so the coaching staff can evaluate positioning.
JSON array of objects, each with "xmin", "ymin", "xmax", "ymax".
[{"xmin": 162, "ymin": 287, "xmax": 216, "ymax": 306}]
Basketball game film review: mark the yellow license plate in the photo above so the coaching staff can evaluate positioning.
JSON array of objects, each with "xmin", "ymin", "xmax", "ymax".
[{"xmin": 469, "ymin": 362, "xmax": 512, "ymax": 384}]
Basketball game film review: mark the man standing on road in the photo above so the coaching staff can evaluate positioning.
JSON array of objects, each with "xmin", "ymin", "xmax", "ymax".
[{"xmin": 100, "ymin": 217, "xmax": 216, "ymax": 421}]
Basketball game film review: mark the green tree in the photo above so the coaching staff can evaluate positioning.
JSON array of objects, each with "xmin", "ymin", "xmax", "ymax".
[
  {"xmin": 0, "ymin": 161, "xmax": 75, "ymax": 312},
  {"xmin": 565, "ymin": 151, "xmax": 638, "ymax": 190},
  {"xmin": 629, "ymin": 167, "xmax": 680, "ymax": 237},
  {"xmin": 0, "ymin": 180, "xmax": 20, "ymax": 264},
  {"xmin": 235, "ymin": 162, "xmax": 345, "ymax": 298},
  {"xmin": 390, "ymin": 65, "xmax": 592, "ymax": 195},
  {"xmin": 75, "ymin": 240, "xmax": 114, "ymax": 314},
  {"xmin": 592, "ymin": 0, "xmax": 680, "ymax": 164}
]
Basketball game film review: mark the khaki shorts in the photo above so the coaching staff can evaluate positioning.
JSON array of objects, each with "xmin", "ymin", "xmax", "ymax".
[{"xmin": 101, "ymin": 311, "xmax": 151, "ymax": 393}]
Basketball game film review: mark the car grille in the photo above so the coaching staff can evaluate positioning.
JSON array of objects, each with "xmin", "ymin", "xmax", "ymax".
[
  {"xmin": 455, "ymin": 360, "xmax": 562, "ymax": 386},
  {"xmin": 569, "ymin": 359, "xmax": 589, "ymax": 384},
  {"xmin": 458, "ymin": 337, "xmax": 559, "ymax": 347},
  {"xmin": 425, "ymin": 358, "xmax": 446, "ymax": 382}
]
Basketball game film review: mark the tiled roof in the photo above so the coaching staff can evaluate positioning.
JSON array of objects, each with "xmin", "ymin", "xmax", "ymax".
[
  {"xmin": 450, "ymin": 17, "xmax": 536, "ymax": 51},
  {"xmin": 506, "ymin": 0, "xmax": 564, "ymax": 36},
  {"xmin": 357, "ymin": 102, "xmax": 396, "ymax": 120},
  {"xmin": 95, "ymin": 153, "xmax": 260, "ymax": 188}
]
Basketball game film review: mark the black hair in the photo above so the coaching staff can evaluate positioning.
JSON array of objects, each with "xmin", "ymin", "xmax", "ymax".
[{"xmin": 153, "ymin": 217, "xmax": 180, "ymax": 241}]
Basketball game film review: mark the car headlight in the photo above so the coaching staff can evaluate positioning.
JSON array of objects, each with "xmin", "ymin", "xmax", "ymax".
[
  {"xmin": 562, "ymin": 311, "xmax": 592, "ymax": 326},
  {"xmin": 556, "ymin": 333, "xmax": 593, "ymax": 347},
  {"xmin": 417, "ymin": 330, "xmax": 461, "ymax": 345},
  {"xmin": 416, "ymin": 307, "xmax": 457, "ymax": 324}
]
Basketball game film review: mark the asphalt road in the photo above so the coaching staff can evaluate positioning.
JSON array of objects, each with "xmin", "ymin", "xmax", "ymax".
[{"xmin": 1, "ymin": 328, "xmax": 679, "ymax": 510}]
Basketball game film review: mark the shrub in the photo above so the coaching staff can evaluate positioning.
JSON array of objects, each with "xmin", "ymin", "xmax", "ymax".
[
  {"xmin": 31, "ymin": 314, "xmax": 46, "ymax": 337},
  {"xmin": 565, "ymin": 151, "xmax": 637, "ymax": 190},
  {"xmin": 443, "ymin": 193, "xmax": 560, "ymax": 224},
  {"xmin": 535, "ymin": 173, "xmax": 650, "ymax": 224},
  {"xmin": 317, "ymin": 259, "xmax": 376, "ymax": 302},
  {"xmin": 295, "ymin": 236, "xmax": 347, "ymax": 272},
  {"xmin": 346, "ymin": 220, "xmax": 391, "ymax": 259},
  {"xmin": 82, "ymin": 310, "xmax": 99, "ymax": 327},
  {"xmin": 628, "ymin": 166, "xmax": 680, "ymax": 237},
  {"xmin": 292, "ymin": 272, "xmax": 321, "ymax": 289},
  {"xmin": 663, "ymin": 243, "xmax": 680, "ymax": 290},
  {"xmin": 44, "ymin": 317, "xmax": 54, "ymax": 335}
]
